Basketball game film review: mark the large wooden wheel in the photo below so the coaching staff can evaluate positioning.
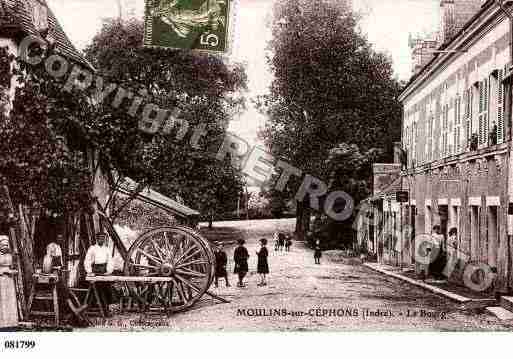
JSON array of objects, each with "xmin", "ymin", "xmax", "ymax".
[{"xmin": 123, "ymin": 226, "xmax": 215, "ymax": 313}]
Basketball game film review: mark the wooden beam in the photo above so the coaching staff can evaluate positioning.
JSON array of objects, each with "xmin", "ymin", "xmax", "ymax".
[
  {"xmin": 85, "ymin": 275, "xmax": 175, "ymax": 283},
  {"xmin": 2, "ymin": 185, "xmax": 27, "ymax": 320}
]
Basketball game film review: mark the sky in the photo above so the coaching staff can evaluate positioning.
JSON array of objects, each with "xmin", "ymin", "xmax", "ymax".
[{"xmin": 46, "ymin": 0, "xmax": 441, "ymax": 144}]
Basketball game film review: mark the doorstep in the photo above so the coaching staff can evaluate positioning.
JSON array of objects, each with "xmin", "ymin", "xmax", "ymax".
[{"xmin": 363, "ymin": 262, "xmax": 496, "ymax": 309}]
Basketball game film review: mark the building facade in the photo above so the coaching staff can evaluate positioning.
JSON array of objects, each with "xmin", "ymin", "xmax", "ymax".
[{"xmin": 359, "ymin": 0, "xmax": 513, "ymax": 293}]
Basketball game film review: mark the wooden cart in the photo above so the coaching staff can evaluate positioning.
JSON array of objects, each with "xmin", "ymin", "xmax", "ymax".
[{"xmin": 88, "ymin": 209, "xmax": 217, "ymax": 315}]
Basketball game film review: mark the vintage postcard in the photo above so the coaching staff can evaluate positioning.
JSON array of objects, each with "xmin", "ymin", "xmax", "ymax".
[{"xmin": 2, "ymin": 0, "xmax": 513, "ymax": 342}]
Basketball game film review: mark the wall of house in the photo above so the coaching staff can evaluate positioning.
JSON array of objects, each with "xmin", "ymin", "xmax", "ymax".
[
  {"xmin": 405, "ymin": 151, "xmax": 509, "ymax": 284},
  {"xmin": 0, "ymin": 37, "xmax": 18, "ymax": 113},
  {"xmin": 401, "ymin": 7, "xmax": 513, "ymax": 291},
  {"xmin": 403, "ymin": 13, "xmax": 510, "ymax": 167}
]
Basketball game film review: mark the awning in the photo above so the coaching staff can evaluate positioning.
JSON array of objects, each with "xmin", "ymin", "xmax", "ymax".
[
  {"xmin": 114, "ymin": 177, "xmax": 200, "ymax": 218},
  {"xmin": 369, "ymin": 177, "xmax": 403, "ymax": 202}
]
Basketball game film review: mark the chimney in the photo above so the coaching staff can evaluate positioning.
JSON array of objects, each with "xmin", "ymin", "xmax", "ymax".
[
  {"xmin": 409, "ymin": 35, "xmax": 438, "ymax": 76},
  {"xmin": 438, "ymin": 0, "xmax": 483, "ymax": 45}
]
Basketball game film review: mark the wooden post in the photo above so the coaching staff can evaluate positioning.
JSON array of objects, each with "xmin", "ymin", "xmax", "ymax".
[{"xmin": 2, "ymin": 186, "xmax": 28, "ymax": 320}]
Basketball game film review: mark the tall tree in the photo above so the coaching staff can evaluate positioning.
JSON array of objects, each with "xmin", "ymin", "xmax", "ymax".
[
  {"xmin": 0, "ymin": 17, "xmax": 247, "ymax": 226},
  {"xmin": 257, "ymin": 0, "xmax": 402, "ymax": 241},
  {"xmin": 84, "ymin": 18, "xmax": 247, "ymax": 224}
]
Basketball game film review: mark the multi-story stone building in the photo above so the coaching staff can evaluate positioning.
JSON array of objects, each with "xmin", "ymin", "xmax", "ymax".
[{"xmin": 359, "ymin": 0, "xmax": 513, "ymax": 294}]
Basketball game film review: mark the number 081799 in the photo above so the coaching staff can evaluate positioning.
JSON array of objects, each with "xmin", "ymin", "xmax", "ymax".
[{"xmin": 4, "ymin": 340, "xmax": 36, "ymax": 350}]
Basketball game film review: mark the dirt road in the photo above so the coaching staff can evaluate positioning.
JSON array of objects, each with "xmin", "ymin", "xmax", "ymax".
[{"xmin": 89, "ymin": 219, "xmax": 513, "ymax": 331}]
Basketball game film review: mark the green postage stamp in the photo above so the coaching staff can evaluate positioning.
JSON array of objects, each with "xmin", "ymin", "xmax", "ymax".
[{"xmin": 144, "ymin": 0, "xmax": 231, "ymax": 53}]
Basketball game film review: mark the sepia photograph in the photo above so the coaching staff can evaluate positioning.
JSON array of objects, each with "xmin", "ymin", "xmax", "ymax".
[{"xmin": 1, "ymin": 1, "xmax": 513, "ymax": 346}]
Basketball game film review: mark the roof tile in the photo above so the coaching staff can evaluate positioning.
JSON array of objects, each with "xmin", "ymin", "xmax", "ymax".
[{"xmin": 1, "ymin": 0, "xmax": 93, "ymax": 69}]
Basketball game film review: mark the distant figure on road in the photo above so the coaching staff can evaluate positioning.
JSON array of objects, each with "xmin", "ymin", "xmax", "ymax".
[
  {"xmin": 278, "ymin": 232, "xmax": 285, "ymax": 251},
  {"xmin": 234, "ymin": 239, "xmax": 249, "ymax": 287},
  {"xmin": 314, "ymin": 245, "xmax": 322, "ymax": 264},
  {"xmin": 274, "ymin": 232, "xmax": 280, "ymax": 251},
  {"xmin": 214, "ymin": 244, "xmax": 230, "ymax": 288},
  {"xmin": 256, "ymin": 238, "xmax": 269, "ymax": 286},
  {"xmin": 285, "ymin": 234, "xmax": 292, "ymax": 252}
]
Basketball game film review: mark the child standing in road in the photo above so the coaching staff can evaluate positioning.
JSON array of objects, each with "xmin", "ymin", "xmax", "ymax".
[
  {"xmin": 285, "ymin": 235, "xmax": 292, "ymax": 252},
  {"xmin": 234, "ymin": 239, "xmax": 249, "ymax": 287},
  {"xmin": 214, "ymin": 244, "xmax": 230, "ymax": 288},
  {"xmin": 314, "ymin": 245, "xmax": 322, "ymax": 264},
  {"xmin": 278, "ymin": 232, "xmax": 285, "ymax": 251},
  {"xmin": 256, "ymin": 238, "xmax": 269, "ymax": 286}
]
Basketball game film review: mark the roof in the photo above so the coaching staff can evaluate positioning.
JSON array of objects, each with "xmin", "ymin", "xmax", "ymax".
[
  {"xmin": 0, "ymin": 0, "xmax": 93, "ymax": 70},
  {"xmin": 115, "ymin": 177, "xmax": 200, "ymax": 218},
  {"xmin": 400, "ymin": 0, "xmax": 495, "ymax": 100}
]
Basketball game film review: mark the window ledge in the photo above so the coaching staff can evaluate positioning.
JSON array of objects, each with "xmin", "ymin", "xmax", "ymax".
[{"xmin": 404, "ymin": 142, "xmax": 509, "ymax": 175}]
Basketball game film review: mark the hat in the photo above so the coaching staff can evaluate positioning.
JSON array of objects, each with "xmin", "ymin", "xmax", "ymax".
[
  {"xmin": 0, "ymin": 235, "xmax": 9, "ymax": 245},
  {"xmin": 260, "ymin": 238, "xmax": 267, "ymax": 245},
  {"xmin": 96, "ymin": 232, "xmax": 108, "ymax": 241},
  {"xmin": 237, "ymin": 239, "xmax": 245, "ymax": 245}
]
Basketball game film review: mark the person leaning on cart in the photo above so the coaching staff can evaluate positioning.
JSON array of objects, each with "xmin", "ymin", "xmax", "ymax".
[{"xmin": 84, "ymin": 232, "xmax": 114, "ymax": 316}]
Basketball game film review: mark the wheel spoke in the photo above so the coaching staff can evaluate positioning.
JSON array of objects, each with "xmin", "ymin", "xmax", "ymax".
[
  {"xmin": 176, "ymin": 260, "xmax": 209, "ymax": 268},
  {"xmin": 138, "ymin": 249, "xmax": 163, "ymax": 265},
  {"xmin": 131, "ymin": 263, "xmax": 159, "ymax": 270},
  {"xmin": 176, "ymin": 268, "xmax": 207, "ymax": 278},
  {"xmin": 163, "ymin": 232, "xmax": 173, "ymax": 259},
  {"xmin": 175, "ymin": 274, "xmax": 202, "ymax": 293},
  {"xmin": 150, "ymin": 239, "xmax": 166, "ymax": 261},
  {"xmin": 176, "ymin": 247, "xmax": 202, "ymax": 266},
  {"xmin": 175, "ymin": 244, "xmax": 199, "ymax": 264}
]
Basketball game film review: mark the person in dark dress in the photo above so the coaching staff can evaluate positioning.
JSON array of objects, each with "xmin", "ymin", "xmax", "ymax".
[
  {"xmin": 233, "ymin": 239, "xmax": 249, "ymax": 287},
  {"xmin": 314, "ymin": 245, "xmax": 322, "ymax": 264},
  {"xmin": 214, "ymin": 244, "xmax": 230, "ymax": 288},
  {"xmin": 285, "ymin": 234, "xmax": 292, "ymax": 252},
  {"xmin": 278, "ymin": 232, "xmax": 285, "ymax": 251},
  {"xmin": 274, "ymin": 232, "xmax": 280, "ymax": 251},
  {"xmin": 256, "ymin": 238, "xmax": 269, "ymax": 286}
]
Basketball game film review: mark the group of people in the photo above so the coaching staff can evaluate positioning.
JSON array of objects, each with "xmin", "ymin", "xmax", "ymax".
[
  {"xmin": 214, "ymin": 237, "xmax": 271, "ymax": 288},
  {"xmin": 423, "ymin": 225, "xmax": 459, "ymax": 280},
  {"xmin": 274, "ymin": 232, "xmax": 292, "ymax": 252}
]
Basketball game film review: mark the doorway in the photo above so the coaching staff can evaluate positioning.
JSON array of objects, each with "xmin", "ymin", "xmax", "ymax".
[
  {"xmin": 487, "ymin": 206, "xmax": 499, "ymax": 269},
  {"xmin": 470, "ymin": 206, "xmax": 480, "ymax": 260},
  {"xmin": 439, "ymin": 205, "xmax": 449, "ymax": 250},
  {"xmin": 409, "ymin": 205, "xmax": 416, "ymax": 265}
]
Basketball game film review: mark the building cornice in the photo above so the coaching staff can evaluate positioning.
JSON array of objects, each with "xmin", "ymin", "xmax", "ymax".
[{"xmin": 399, "ymin": 1, "xmax": 503, "ymax": 103}]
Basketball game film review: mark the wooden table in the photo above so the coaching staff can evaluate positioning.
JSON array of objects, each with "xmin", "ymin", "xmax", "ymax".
[{"xmin": 69, "ymin": 275, "xmax": 175, "ymax": 323}]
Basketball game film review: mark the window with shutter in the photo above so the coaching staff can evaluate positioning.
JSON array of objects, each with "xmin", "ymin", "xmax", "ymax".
[
  {"xmin": 457, "ymin": 96, "xmax": 462, "ymax": 152},
  {"xmin": 445, "ymin": 103, "xmax": 450, "ymax": 156},
  {"xmin": 478, "ymin": 79, "xmax": 489, "ymax": 147},
  {"xmin": 484, "ymin": 78, "xmax": 489, "ymax": 147},
  {"xmin": 465, "ymin": 88, "xmax": 472, "ymax": 149},
  {"xmin": 478, "ymin": 82, "xmax": 483, "ymax": 145},
  {"xmin": 497, "ymin": 68, "xmax": 505, "ymax": 144}
]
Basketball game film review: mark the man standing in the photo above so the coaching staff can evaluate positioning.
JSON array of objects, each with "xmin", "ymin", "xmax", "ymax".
[
  {"xmin": 84, "ymin": 233, "xmax": 114, "ymax": 315},
  {"xmin": 84, "ymin": 233, "xmax": 114, "ymax": 276}
]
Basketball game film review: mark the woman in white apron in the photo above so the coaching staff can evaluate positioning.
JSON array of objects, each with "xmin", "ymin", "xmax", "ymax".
[{"xmin": 0, "ymin": 235, "xmax": 18, "ymax": 329}]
